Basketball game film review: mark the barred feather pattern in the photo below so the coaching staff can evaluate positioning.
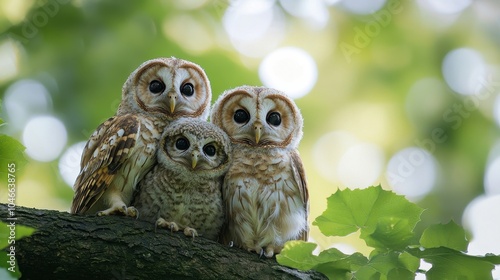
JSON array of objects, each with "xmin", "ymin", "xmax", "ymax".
[
  {"xmin": 133, "ymin": 165, "xmax": 225, "ymax": 240},
  {"xmin": 70, "ymin": 57, "xmax": 212, "ymax": 216},
  {"xmin": 220, "ymin": 143, "xmax": 308, "ymax": 256},
  {"xmin": 211, "ymin": 86, "xmax": 309, "ymax": 258},
  {"xmin": 71, "ymin": 114, "xmax": 165, "ymax": 215},
  {"xmin": 132, "ymin": 118, "xmax": 231, "ymax": 240}
]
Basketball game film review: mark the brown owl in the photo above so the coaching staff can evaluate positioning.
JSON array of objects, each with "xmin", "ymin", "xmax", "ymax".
[
  {"xmin": 211, "ymin": 85, "xmax": 309, "ymax": 258},
  {"xmin": 70, "ymin": 57, "xmax": 211, "ymax": 216},
  {"xmin": 132, "ymin": 118, "xmax": 231, "ymax": 240}
]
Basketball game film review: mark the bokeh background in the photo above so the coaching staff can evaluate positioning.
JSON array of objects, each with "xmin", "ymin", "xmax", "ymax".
[{"xmin": 1, "ymin": 0, "xmax": 500, "ymax": 266}]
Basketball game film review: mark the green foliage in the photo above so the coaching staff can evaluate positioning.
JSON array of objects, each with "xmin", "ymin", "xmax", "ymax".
[
  {"xmin": 0, "ymin": 222, "xmax": 36, "ymax": 279},
  {"xmin": 0, "ymin": 135, "xmax": 27, "ymax": 183},
  {"xmin": 419, "ymin": 220, "xmax": 468, "ymax": 251},
  {"xmin": 0, "ymin": 99, "xmax": 28, "ymax": 183},
  {"xmin": 313, "ymin": 186, "xmax": 424, "ymax": 251},
  {"xmin": 0, "ymin": 100, "xmax": 31, "ymax": 279},
  {"xmin": 278, "ymin": 186, "xmax": 500, "ymax": 279}
]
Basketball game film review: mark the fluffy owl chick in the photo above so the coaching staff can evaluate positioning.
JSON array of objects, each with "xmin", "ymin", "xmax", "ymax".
[
  {"xmin": 70, "ymin": 57, "xmax": 212, "ymax": 216},
  {"xmin": 211, "ymin": 85, "xmax": 309, "ymax": 258},
  {"xmin": 132, "ymin": 118, "xmax": 232, "ymax": 240}
]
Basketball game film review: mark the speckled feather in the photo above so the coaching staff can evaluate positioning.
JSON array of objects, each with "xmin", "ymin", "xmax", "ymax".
[
  {"xmin": 70, "ymin": 57, "xmax": 211, "ymax": 215},
  {"xmin": 71, "ymin": 114, "xmax": 163, "ymax": 214},
  {"xmin": 132, "ymin": 118, "xmax": 232, "ymax": 240},
  {"xmin": 211, "ymin": 86, "xmax": 309, "ymax": 257}
]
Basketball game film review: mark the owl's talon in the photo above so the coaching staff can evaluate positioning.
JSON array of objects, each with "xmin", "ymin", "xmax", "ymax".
[
  {"xmin": 228, "ymin": 241, "xmax": 234, "ymax": 247},
  {"xmin": 96, "ymin": 204, "xmax": 128, "ymax": 216},
  {"xmin": 156, "ymin": 218, "xmax": 179, "ymax": 232},
  {"xmin": 183, "ymin": 227, "xmax": 198, "ymax": 240},
  {"xmin": 264, "ymin": 246, "xmax": 275, "ymax": 258},
  {"xmin": 126, "ymin": 206, "xmax": 139, "ymax": 219},
  {"xmin": 258, "ymin": 248, "xmax": 265, "ymax": 259}
]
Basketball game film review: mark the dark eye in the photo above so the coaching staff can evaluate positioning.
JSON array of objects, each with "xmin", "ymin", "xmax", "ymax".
[
  {"xmin": 233, "ymin": 109, "xmax": 249, "ymax": 124},
  {"xmin": 203, "ymin": 144, "xmax": 216, "ymax": 157},
  {"xmin": 267, "ymin": 112, "xmax": 281, "ymax": 126},
  {"xmin": 149, "ymin": 80, "xmax": 165, "ymax": 94},
  {"xmin": 180, "ymin": 83, "xmax": 194, "ymax": 96},
  {"xmin": 175, "ymin": 137, "xmax": 190, "ymax": 150}
]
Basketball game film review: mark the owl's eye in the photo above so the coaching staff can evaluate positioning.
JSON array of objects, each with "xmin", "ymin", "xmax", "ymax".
[
  {"xmin": 266, "ymin": 112, "xmax": 281, "ymax": 126},
  {"xmin": 180, "ymin": 83, "xmax": 194, "ymax": 97},
  {"xmin": 233, "ymin": 109, "xmax": 249, "ymax": 124},
  {"xmin": 149, "ymin": 80, "xmax": 165, "ymax": 94},
  {"xmin": 203, "ymin": 144, "xmax": 216, "ymax": 157},
  {"xmin": 175, "ymin": 137, "xmax": 190, "ymax": 150}
]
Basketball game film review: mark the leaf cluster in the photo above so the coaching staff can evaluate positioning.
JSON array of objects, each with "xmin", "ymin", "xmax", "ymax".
[{"xmin": 277, "ymin": 186, "xmax": 500, "ymax": 279}]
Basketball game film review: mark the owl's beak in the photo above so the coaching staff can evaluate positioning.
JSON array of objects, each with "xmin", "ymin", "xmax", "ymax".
[
  {"xmin": 191, "ymin": 151, "xmax": 199, "ymax": 169},
  {"xmin": 167, "ymin": 92, "xmax": 177, "ymax": 113},
  {"xmin": 254, "ymin": 123, "xmax": 262, "ymax": 144}
]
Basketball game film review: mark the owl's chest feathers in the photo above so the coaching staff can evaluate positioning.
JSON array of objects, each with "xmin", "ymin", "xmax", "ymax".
[
  {"xmin": 147, "ymin": 167, "xmax": 223, "ymax": 230},
  {"xmin": 231, "ymin": 147, "xmax": 287, "ymax": 184}
]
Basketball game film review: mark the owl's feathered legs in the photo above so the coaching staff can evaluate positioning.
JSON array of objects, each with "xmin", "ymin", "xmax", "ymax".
[
  {"xmin": 96, "ymin": 193, "xmax": 138, "ymax": 218},
  {"xmin": 155, "ymin": 218, "xmax": 199, "ymax": 239}
]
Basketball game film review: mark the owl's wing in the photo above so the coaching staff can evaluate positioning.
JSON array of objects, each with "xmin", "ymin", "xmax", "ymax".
[
  {"xmin": 70, "ymin": 115, "xmax": 140, "ymax": 214},
  {"xmin": 290, "ymin": 150, "xmax": 309, "ymax": 241}
]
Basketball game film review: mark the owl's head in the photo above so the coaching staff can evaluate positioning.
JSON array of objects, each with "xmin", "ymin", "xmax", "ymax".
[
  {"xmin": 210, "ymin": 86, "xmax": 303, "ymax": 149},
  {"xmin": 159, "ymin": 118, "xmax": 232, "ymax": 179},
  {"xmin": 118, "ymin": 57, "xmax": 211, "ymax": 121}
]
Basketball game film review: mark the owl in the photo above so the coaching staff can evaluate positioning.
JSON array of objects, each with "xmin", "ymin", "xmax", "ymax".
[
  {"xmin": 70, "ymin": 57, "xmax": 211, "ymax": 217},
  {"xmin": 210, "ymin": 86, "xmax": 309, "ymax": 258},
  {"xmin": 132, "ymin": 118, "xmax": 231, "ymax": 240}
]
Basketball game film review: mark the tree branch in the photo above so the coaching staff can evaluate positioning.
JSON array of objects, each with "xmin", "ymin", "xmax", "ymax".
[{"xmin": 0, "ymin": 204, "xmax": 326, "ymax": 280}]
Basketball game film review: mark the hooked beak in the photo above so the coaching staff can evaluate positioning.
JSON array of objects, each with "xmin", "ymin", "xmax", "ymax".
[
  {"xmin": 167, "ymin": 92, "xmax": 177, "ymax": 113},
  {"xmin": 254, "ymin": 123, "xmax": 262, "ymax": 144},
  {"xmin": 191, "ymin": 151, "xmax": 199, "ymax": 169}
]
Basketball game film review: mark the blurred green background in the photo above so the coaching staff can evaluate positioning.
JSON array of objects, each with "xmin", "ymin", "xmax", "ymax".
[{"xmin": 1, "ymin": 0, "xmax": 499, "ymax": 257}]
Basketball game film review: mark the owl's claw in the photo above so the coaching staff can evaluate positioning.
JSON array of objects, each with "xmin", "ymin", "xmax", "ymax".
[
  {"xmin": 126, "ymin": 206, "xmax": 139, "ymax": 219},
  {"xmin": 96, "ymin": 204, "xmax": 127, "ymax": 216},
  {"xmin": 155, "ymin": 218, "xmax": 180, "ymax": 233},
  {"xmin": 258, "ymin": 248, "xmax": 265, "ymax": 259},
  {"xmin": 264, "ymin": 245, "xmax": 275, "ymax": 258},
  {"xmin": 228, "ymin": 241, "xmax": 234, "ymax": 247},
  {"xmin": 183, "ymin": 227, "xmax": 198, "ymax": 240}
]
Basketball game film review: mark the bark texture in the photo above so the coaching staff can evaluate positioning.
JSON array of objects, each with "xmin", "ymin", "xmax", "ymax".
[{"xmin": 0, "ymin": 204, "xmax": 326, "ymax": 280}]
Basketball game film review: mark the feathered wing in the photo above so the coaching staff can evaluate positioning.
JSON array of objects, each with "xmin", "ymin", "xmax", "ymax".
[
  {"xmin": 70, "ymin": 115, "xmax": 140, "ymax": 214},
  {"xmin": 290, "ymin": 150, "xmax": 309, "ymax": 241}
]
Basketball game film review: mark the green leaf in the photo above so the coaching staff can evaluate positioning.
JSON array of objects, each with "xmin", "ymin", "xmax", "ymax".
[
  {"xmin": 0, "ymin": 134, "xmax": 28, "ymax": 183},
  {"xmin": 314, "ymin": 249, "xmax": 368, "ymax": 280},
  {"xmin": 277, "ymin": 241, "xmax": 368, "ymax": 280},
  {"xmin": 355, "ymin": 251, "xmax": 416, "ymax": 280},
  {"xmin": 398, "ymin": 251, "xmax": 421, "ymax": 272},
  {"xmin": 313, "ymin": 186, "xmax": 424, "ymax": 249},
  {"xmin": 367, "ymin": 217, "xmax": 415, "ymax": 250},
  {"xmin": 276, "ymin": 241, "xmax": 320, "ymax": 271},
  {"xmin": 0, "ymin": 222, "xmax": 36, "ymax": 250},
  {"xmin": 0, "ymin": 254, "xmax": 20, "ymax": 279},
  {"xmin": 0, "ymin": 222, "xmax": 36, "ymax": 279},
  {"xmin": 408, "ymin": 247, "xmax": 500, "ymax": 280},
  {"xmin": 420, "ymin": 220, "xmax": 469, "ymax": 252}
]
